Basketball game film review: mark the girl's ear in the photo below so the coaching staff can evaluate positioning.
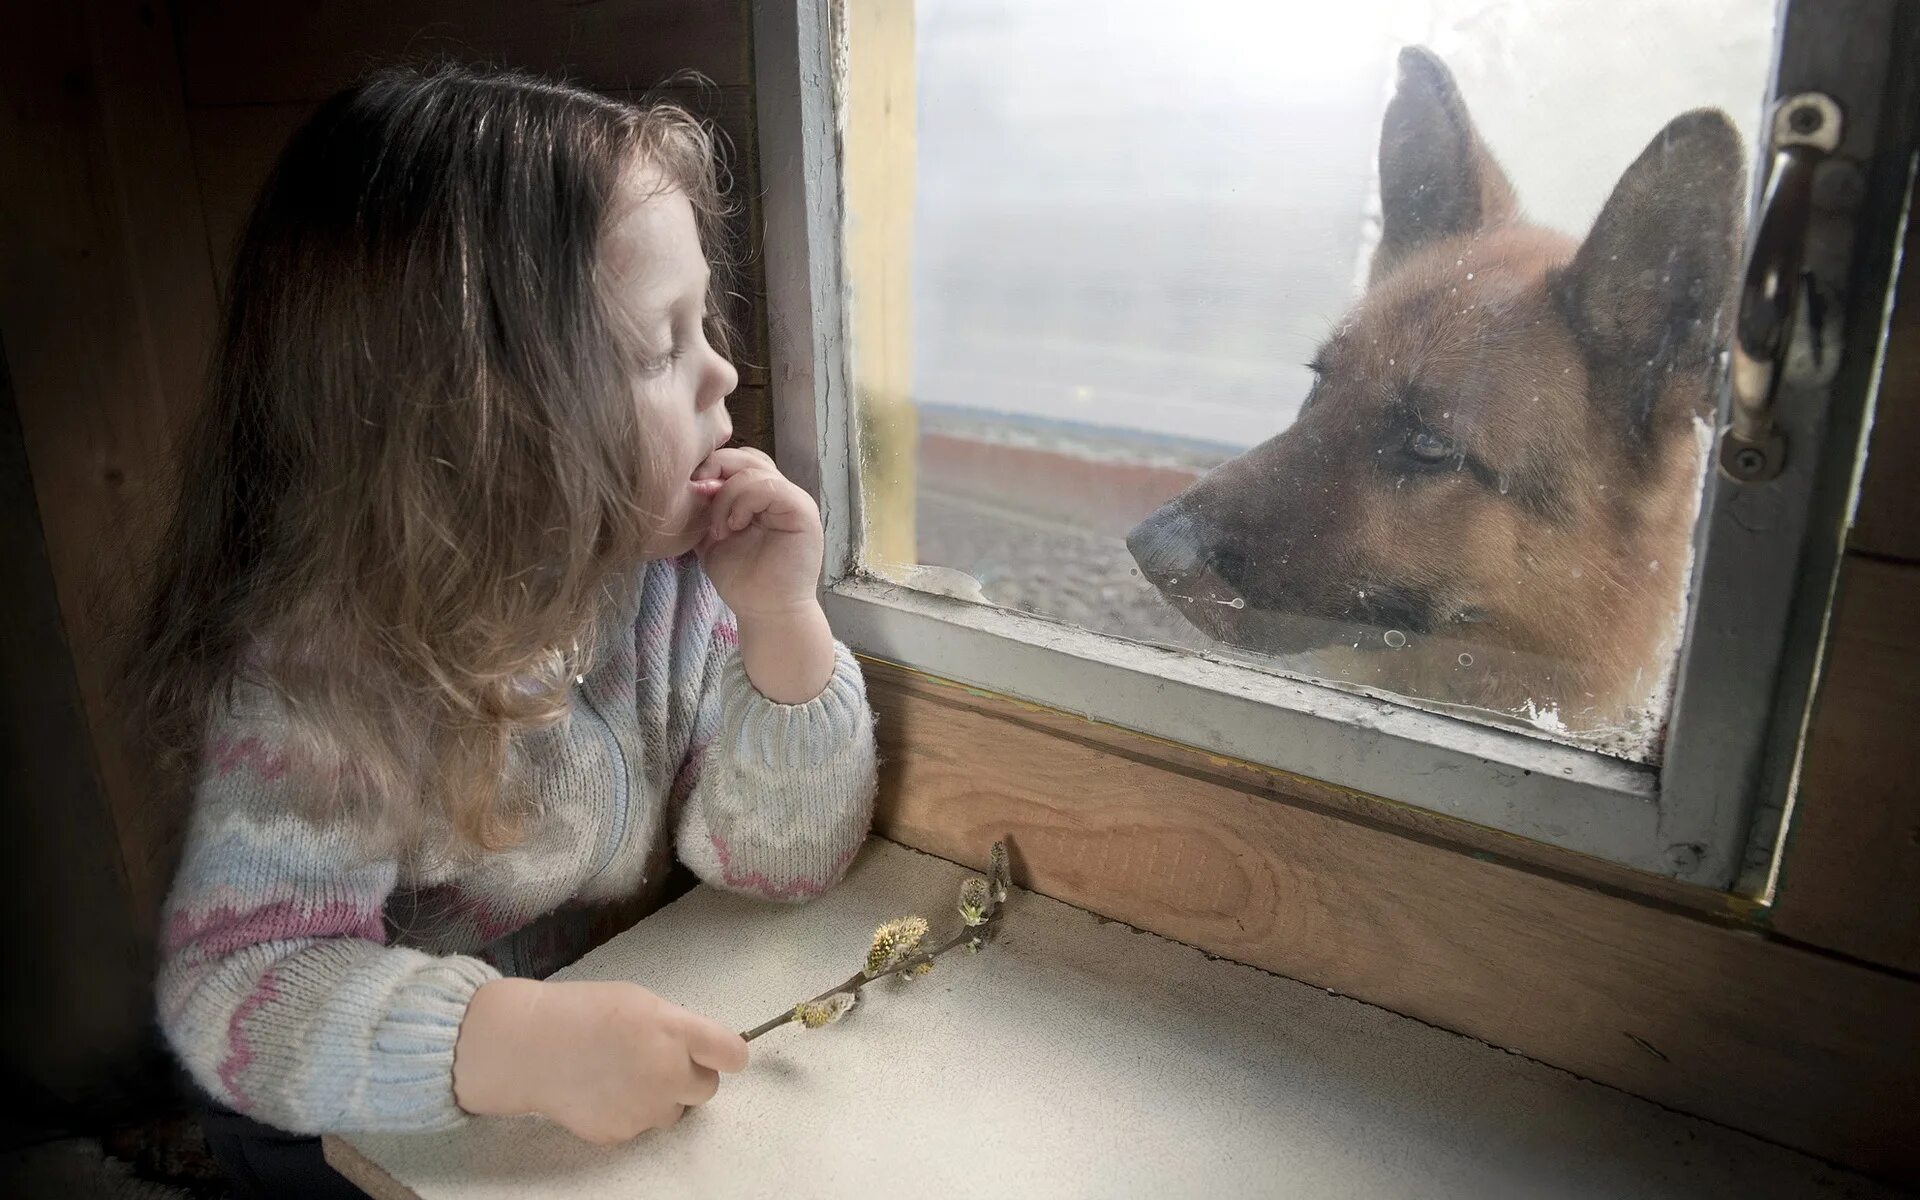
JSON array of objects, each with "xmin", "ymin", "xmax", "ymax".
[{"xmin": 1371, "ymin": 46, "xmax": 1519, "ymax": 284}]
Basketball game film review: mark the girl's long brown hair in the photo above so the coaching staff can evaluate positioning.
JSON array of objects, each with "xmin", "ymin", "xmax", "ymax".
[{"xmin": 128, "ymin": 64, "xmax": 732, "ymax": 851}]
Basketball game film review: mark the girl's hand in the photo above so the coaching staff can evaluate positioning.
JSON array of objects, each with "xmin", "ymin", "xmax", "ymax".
[
  {"xmin": 691, "ymin": 447, "xmax": 837, "ymax": 703},
  {"xmin": 454, "ymin": 978, "xmax": 748, "ymax": 1144},
  {"xmin": 691, "ymin": 447, "xmax": 823, "ymax": 621}
]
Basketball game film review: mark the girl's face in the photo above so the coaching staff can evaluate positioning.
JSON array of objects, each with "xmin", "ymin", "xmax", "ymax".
[{"xmin": 602, "ymin": 166, "xmax": 740, "ymax": 557}]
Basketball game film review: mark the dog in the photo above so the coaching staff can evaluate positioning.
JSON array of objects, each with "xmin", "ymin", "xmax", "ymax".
[{"xmin": 1126, "ymin": 47, "xmax": 1745, "ymax": 741}]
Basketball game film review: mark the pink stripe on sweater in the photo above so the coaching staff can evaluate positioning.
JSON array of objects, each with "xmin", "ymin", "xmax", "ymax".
[
  {"xmin": 207, "ymin": 735, "xmax": 289, "ymax": 783},
  {"xmin": 707, "ymin": 834, "xmax": 857, "ymax": 901},
  {"xmin": 165, "ymin": 898, "xmax": 386, "ymax": 958},
  {"xmin": 217, "ymin": 969, "xmax": 280, "ymax": 1105}
]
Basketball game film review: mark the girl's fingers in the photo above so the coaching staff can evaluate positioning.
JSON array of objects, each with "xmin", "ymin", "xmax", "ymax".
[
  {"xmin": 684, "ymin": 1020, "xmax": 750, "ymax": 1074},
  {"xmin": 706, "ymin": 470, "xmax": 786, "ymax": 539},
  {"xmin": 681, "ymin": 1065, "xmax": 721, "ymax": 1107},
  {"xmin": 695, "ymin": 447, "xmax": 771, "ymax": 481}
]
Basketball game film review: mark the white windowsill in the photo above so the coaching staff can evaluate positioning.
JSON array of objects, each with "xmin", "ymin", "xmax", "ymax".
[{"xmin": 332, "ymin": 840, "xmax": 1877, "ymax": 1199}]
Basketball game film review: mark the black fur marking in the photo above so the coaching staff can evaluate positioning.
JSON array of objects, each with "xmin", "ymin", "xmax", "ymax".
[{"xmin": 1345, "ymin": 583, "xmax": 1438, "ymax": 636}]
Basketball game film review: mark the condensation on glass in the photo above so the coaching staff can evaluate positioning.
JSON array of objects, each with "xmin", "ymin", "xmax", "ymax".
[{"xmin": 843, "ymin": 0, "xmax": 1779, "ymax": 762}]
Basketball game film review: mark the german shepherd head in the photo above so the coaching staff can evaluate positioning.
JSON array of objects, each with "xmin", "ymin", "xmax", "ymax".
[{"xmin": 1127, "ymin": 48, "xmax": 1746, "ymax": 736}]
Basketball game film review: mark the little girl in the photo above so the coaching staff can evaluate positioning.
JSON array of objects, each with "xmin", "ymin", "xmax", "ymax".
[{"xmin": 131, "ymin": 64, "xmax": 876, "ymax": 1192}]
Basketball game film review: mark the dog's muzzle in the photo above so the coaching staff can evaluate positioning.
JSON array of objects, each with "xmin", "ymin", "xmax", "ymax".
[{"xmin": 1126, "ymin": 507, "xmax": 1209, "ymax": 590}]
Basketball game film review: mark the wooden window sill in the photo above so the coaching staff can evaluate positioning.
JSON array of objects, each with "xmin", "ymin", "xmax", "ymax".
[{"xmin": 326, "ymin": 840, "xmax": 1884, "ymax": 1199}]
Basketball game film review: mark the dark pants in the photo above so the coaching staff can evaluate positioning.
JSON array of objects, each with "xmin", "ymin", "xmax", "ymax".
[{"xmin": 190, "ymin": 1089, "xmax": 369, "ymax": 1200}]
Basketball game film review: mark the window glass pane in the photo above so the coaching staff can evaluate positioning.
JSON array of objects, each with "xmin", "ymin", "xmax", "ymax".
[{"xmin": 844, "ymin": 0, "xmax": 1778, "ymax": 762}]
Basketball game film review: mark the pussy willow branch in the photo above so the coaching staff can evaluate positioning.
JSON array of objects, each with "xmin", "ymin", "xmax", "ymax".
[{"xmin": 740, "ymin": 906, "xmax": 1006, "ymax": 1042}]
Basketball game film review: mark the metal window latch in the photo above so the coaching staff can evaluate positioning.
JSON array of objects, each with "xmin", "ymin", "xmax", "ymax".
[{"xmin": 1719, "ymin": 92, "xmax": 1844, "ymax": 483}]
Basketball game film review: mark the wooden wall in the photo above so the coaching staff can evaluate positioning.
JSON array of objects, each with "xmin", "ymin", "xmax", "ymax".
[{"xmin": 1765, "ymin": 206, "xmax": 1920, "ymax": 971}]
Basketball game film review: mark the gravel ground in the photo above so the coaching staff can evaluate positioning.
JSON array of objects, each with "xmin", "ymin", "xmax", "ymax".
[{"xmin": 915, "ymin": 487, "xmax": 1212, "ymax": 652}]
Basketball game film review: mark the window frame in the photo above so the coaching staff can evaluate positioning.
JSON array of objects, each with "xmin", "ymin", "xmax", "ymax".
[{"xmin": 754, "ymin": 0, "xmax": 1918, "ymax": 891}]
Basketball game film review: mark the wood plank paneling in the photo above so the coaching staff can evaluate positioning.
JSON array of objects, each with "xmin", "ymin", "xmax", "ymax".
[
  {"xmin": 1851, "ymin": 200, "xmax": 1920, "ymax": 563},
  {"xmin": 1772, "ymin": 556, "xmax": 1920, "ymax": 970},
  {"xmin": 183, "ymin": 101, "xmax": 309, "ymax": 289},
  {"xmin": 0, "ymin": 0, "xmax": 221, "ymax": 934},
  {"xmin": 173, "ymin": 0, "xmax": 751, "ymax": 105},
  {"xmin": 864, "ymin": 660, "xmax": 1920, "ymax": 1183},
  {"xmin": 882, "ymin": 661, "xmax": 1757, "ymax": 920},
  {"xmin": 0, "ymin": 354, "xmax": 153, "ymax": 1109}
]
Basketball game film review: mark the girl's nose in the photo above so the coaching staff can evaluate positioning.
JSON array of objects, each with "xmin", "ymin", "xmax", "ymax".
[{"xmin": 700, "ymin": 350, "xmax": 739, "ymax": 410}]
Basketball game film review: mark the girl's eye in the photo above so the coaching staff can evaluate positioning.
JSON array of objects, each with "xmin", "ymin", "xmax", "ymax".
[
  {"xmin": 636, "ymin": 344, "xmax": 684, "ymax": 377},
  {"xmin": 1407, "ymin": 430, "xmax": 1453, "ymax": 463}
]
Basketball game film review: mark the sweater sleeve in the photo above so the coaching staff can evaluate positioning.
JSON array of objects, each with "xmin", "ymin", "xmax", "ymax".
[
  {"xmin": 156, "ymin": 692, "xmax": 500, "ymax": 1135},
  {"xmin": 673, "ymin": 612, "xmax": 878, "ymax": 903}
]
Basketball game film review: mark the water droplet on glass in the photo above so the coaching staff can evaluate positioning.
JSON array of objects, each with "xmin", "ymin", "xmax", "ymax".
[
  {"xmin": 1496, "ymin": 477, "xmax": 1511, "ymax": 495},
  {"xmin": 1383, "ymin": 629, "xmax": 1408, "ymax": 649},
  {"xmin": 1465, "ymin": 272, "xmax": 1474, "ymax": 280},
  {"xmin": 1458, "ymin": 652, "xmax": 1474, "ymax": 667},
  {"xmin": 1226, "ymin": 597, "xmax": 1246, "ymax": 609}
]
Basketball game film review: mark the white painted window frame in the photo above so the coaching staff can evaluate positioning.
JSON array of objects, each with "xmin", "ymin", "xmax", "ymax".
[{"xmin": 753, "ymin": 0, "xmax": 1917, "ymax": 891}]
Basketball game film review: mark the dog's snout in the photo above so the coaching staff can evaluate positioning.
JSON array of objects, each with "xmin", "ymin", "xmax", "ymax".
[{"xmin": 1126, "ymin": 507, "xmax": 1207, "ymax": 582}]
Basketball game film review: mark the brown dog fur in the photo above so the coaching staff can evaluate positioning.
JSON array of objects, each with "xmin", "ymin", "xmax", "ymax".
[{"xmin": 1127, "ymin": 48, "xmax": 1745, "ymax": 744}]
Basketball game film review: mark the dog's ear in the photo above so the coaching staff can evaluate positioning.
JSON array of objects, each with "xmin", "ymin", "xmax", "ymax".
[
  {"xmin": 1555, "ymin": 110, "xmax": 1745, "ymax": 436},
  {"xmin": 1372, "ymin": 47, "xmax": 1518, "ymax": 283}
]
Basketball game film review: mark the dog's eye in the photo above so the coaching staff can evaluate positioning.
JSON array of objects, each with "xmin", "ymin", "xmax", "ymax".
[
  {"xmin": 1407, "ymin": 431, "xmax": 1453, "ymax": 463},
  {"xmin": 1300, "ymin": 362, "xmax": 1325, "ymax": 412}
]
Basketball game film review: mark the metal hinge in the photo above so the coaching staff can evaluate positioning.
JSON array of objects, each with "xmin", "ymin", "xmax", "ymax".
[{"xmin": 1719, "ymin": 92, "xmax": 1844, "ymax": 483}]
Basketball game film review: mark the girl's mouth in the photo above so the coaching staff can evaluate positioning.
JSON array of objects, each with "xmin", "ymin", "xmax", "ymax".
[{"xmin": 689, "ymin": 452, "xmax": 724, "ymax": 496}]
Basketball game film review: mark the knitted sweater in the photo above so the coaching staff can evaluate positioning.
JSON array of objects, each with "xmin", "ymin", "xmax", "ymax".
[{"xmin": 156, "ymin": 556, "xmax": 877, "ymax": 1135}]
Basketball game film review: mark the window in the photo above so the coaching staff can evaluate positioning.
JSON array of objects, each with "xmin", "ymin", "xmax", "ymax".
[{"xmin": 755, "ymin": 0, "xmax": 1916, "ymax": 889}]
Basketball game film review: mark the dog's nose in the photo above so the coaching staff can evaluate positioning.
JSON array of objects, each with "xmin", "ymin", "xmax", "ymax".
[{"xmin": 1126, "ymin": 506, "xmax": 1207, "ymax": 583}]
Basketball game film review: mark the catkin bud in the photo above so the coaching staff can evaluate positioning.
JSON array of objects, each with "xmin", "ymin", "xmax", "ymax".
[{"xmin": 864, "ymin": 916, "xmax": 930, "ymax": 977}]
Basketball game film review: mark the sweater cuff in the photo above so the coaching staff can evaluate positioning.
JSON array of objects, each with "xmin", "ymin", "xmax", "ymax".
[
  {"xmin": 366, "ymin": 955, "xmax": 501, "ymax": 1131},
  {"xmin": 716, "ymin": 642, "xmax": 872, "ymax": 773}
]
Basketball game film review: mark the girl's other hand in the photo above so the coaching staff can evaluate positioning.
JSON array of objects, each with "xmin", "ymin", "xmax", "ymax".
[
  {"xmin": 453, "ymin": 978, "xmax": 748, "ymax": 1144},
  {"xmin": 691, "ymin": 447, "xmax": 824, "ymax": 621}
]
